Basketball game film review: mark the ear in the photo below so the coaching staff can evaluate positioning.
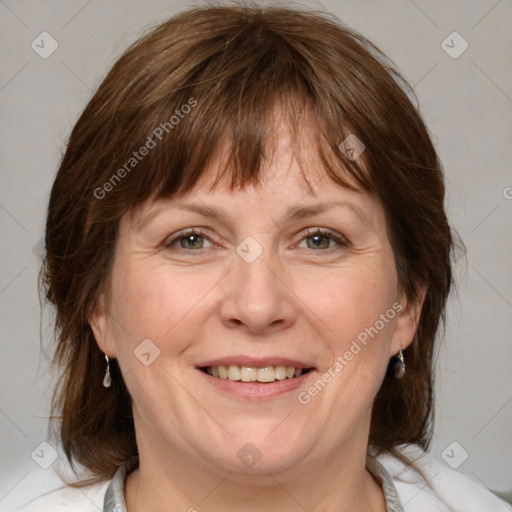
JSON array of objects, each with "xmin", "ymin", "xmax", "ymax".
[
  {"xmin": 390, "ymin": 286, "xmax": 427, "ymax": 356},
  {"xmin": 89, "ymin": 294, "xmax": 117, "ymax": 358}
]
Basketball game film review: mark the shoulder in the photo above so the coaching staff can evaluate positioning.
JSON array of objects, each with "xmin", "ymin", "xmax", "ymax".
[
  {"xmin": 375, "ymin": 444, "xmax": 512, "ymax": 512},
  {"xmin": 3, "ymin": 463, "xmax": 109, "ymax": 512}
]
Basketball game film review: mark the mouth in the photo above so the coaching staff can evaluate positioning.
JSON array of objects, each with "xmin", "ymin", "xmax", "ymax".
[
  {"xmin": 199, "ymin": 364, "xmax": 314, "ymax": 383},
  {"xmin": 195, "ymin": 357, "xmax": 316, "ymax": 399}
]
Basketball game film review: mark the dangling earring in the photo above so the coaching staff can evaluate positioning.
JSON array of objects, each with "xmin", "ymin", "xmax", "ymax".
[
  {"xmin": 393, "ymin": 343, "xmax": 405, "ymax": 379},
  {"xmin": 103, "ymin": 354, "xmax": 112, "ymax": 388}
]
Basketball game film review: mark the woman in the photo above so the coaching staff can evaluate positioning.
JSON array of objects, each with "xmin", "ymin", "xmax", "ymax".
[{"xmin": 16, "ymin": 3, "xmax": 511, "ymax": 511}]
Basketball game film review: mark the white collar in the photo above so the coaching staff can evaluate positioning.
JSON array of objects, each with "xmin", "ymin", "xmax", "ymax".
[
  {"xmin": 103, "ymin": 454, "xmax": 405, "ymax": 512},
  {"xmin": 102, "ymin": 446, "xmax": 512, "ymax": 512}
]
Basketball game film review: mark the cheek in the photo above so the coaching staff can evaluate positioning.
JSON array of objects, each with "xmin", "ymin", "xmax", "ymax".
[
  {"xmin": 294, "ymin": 259, "xmax": 400, "ymax": 422},
  {"xmin": 292, "ymin": 265, "xmax": 399, "ymax": 441},
  {"xmin": 301, "ymin": 261, "xmax": 397, "ymax": 341},
  {"xmin": 108, "ymin": 261, "xmax": 224, "ymax": 356}
]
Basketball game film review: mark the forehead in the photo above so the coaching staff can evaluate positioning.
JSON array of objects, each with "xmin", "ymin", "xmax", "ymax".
[
  {"xmin": 132, "ymin": 150, "xmax": 327, "ymax": 223},
  {"xmin": 125, "ymin": 153, "xmax": 384, "ymax": 243},
  {"xmin": 126, "ymin": 108, "xmax": 369, "ymax": 228}
]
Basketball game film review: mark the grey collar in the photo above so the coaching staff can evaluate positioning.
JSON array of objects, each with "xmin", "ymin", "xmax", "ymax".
[
  {"xmin": 366, "ymin": 454, "xmax": 404, "ymax": 512},
  {"xmin": 103, "ymin": 457, "xmax": 138, "ymax": 512}
]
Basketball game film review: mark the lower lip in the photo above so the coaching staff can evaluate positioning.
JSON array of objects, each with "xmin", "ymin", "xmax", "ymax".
[{"xmin": 198, "ymin": 369, "xmax": 316, "ymax": 399}]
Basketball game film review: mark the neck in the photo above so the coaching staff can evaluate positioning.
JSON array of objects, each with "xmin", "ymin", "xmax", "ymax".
[{"xmin": 125, "ymin": 435, "xmax": 386, "ymax": 512}]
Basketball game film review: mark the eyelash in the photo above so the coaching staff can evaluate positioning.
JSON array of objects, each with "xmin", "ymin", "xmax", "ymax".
[{"xmin": 163, "ymin": 228, "xmax": 349, "ymax": 253}]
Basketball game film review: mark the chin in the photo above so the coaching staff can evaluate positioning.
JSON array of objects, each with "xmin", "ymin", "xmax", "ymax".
[{"xmin": 204, "ymin": 428, "xmax": 311, "ymax": 475}]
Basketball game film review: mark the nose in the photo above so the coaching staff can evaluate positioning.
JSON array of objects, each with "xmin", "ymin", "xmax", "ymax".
[{"xmin": 219, "ymin": 245, "xmax": 297, "ymax": 336}]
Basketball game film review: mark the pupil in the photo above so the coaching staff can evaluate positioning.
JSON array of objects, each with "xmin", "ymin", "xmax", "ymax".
[
  {"xmin": 310, "ymin": 234, "xmax": 328, "ymax": 249},
  {"xmin": 183, "ymin": 235, "xmax": 201, "ymax": 248}
]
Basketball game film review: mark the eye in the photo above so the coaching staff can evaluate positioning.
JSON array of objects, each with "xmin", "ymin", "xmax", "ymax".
[
  {"xmin": 162, "ymin": 227, "xmax": 348, "ymax": 253},
  {"xmin": 297, "ymin": 228, "xmax": 349, "ymax": 251},
  {"xmin": 163, "ymin": 229, "xmax": 213, "ymax": 250}
]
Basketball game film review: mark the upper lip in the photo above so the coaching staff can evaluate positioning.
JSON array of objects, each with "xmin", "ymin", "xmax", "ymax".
[{"xmin": 196, "ymin": 356, "xmax": 316, "ymax": 369}]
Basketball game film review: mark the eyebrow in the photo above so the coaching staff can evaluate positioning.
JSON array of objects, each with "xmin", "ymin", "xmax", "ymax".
[{"xmin": 136, "ymin": 200, "xmax": 369, "ymax": 232}]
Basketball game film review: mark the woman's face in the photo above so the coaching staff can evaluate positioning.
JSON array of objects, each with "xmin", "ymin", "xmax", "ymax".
[{"xmin": 91, "ymin": 121, "xmax": 421, "ymax": 477}]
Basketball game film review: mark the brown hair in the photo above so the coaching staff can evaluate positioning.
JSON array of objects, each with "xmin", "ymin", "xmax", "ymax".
[{"xmin": 42, "ymin": 2, "xmax": 456, "ymax": 482}]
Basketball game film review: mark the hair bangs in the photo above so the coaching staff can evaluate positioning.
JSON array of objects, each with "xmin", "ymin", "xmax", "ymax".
[{"xmin": 90, "ymin": 15, "xmax": 376, "ymax": 224}]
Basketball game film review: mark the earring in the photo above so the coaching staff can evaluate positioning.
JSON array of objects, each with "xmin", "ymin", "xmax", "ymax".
[
  {"xmin": 103, "ymin": 354, "xmax": 112, "ymax": 388},
  {"xmin": 393, "ymin": 344, "xmax": 405, "ymax": 379}
]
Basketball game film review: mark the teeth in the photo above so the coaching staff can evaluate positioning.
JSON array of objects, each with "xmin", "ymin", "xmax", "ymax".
[
  {"xmin": 228, "ymin": 365, "xmax": 241, "ymax": 381},
  {"xmin": 241, "ymin": 366, "xmax": 257, "ymax": 382},
  {"xmin": 218, "ymin": 365, "xmax": 229, "ymax": 379},
  {"xmin": 204, "ymin": 365, "xmax": 308, "ymax": 382},
  {"xmin": 274, "ymin": 365, "xmax": 287, "ymax": 380},
  {"xmin": 257, "ymin": 367, "xmax": 275, "ymax": 382}
]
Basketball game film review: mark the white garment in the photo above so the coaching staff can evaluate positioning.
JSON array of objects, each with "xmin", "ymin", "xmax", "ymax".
[
  {"xmin": 378, "ymin": 445, "xmax": 512, "ymax": 512},
  {"xmin": 4, "ymin": 444, "xmax": 511, "ymax": 511}
]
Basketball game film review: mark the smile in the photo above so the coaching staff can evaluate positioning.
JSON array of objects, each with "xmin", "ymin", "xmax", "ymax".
[{"xmin": 200, "ymin": 365, "xmax": 313, "ymax": 383}]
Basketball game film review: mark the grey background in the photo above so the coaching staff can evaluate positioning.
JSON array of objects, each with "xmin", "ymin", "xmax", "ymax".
[{"xmin": 1, "ymin": 0, "xmax": 511, "ymax": 504}]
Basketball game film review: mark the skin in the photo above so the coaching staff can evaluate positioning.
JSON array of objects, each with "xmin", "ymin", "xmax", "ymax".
[{"xmin": 90, "ymin": 115, "xmax": 424, "ymax": 512}]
